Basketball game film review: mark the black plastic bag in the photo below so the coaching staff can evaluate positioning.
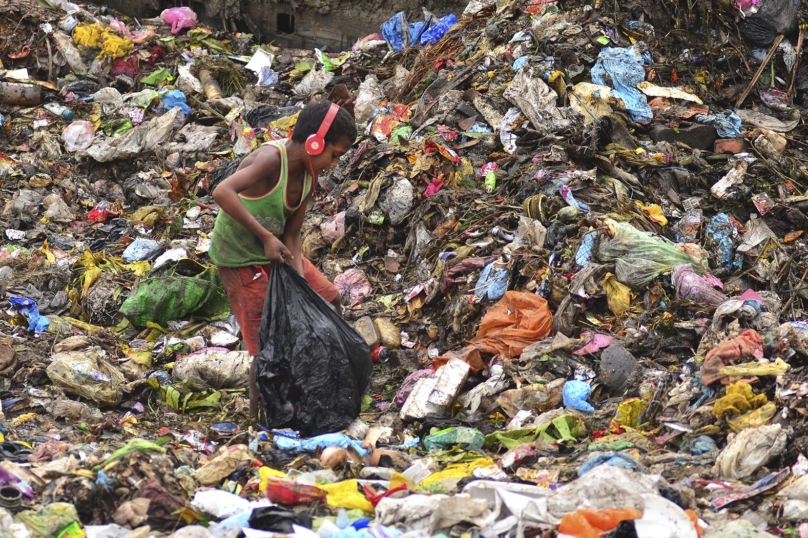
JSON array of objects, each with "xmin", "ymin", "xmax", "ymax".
[
  {"xmin": 739, "ymin": 0, "xmax": 799, "ymax": 46},
  {"xmin": 248, "ymin": 506, "xmax": 312, "ymax": 533},
  {"xmin": 256, "ymin": 263, "xmax": 372, "ymax": 436}
]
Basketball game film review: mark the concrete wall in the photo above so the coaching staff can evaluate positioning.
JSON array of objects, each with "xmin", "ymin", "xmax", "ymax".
[
  {"xmin": 245, "ymin": 1, "xmax": 368, "ymax": 51},
  {"xmin": 103, "ymin": 0, "xmax": 467, "ymax": 50}
]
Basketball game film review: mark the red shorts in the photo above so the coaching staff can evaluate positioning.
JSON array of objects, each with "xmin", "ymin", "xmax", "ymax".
[{"xmin": 218, "ymin": 258, "xmax": 339, "ymax": 356}]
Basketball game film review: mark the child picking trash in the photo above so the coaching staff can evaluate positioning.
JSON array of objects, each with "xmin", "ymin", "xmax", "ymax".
[{"xmin": 208, "ymin": 100, "xmax": 357, "ymax": 418}]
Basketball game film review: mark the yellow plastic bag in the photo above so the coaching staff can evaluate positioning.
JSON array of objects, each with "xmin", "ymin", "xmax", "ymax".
[
  {"xmin": 99, "ymin": 32, "xmax": 134, "ymax": 60},
  {"xmin": 317, "ymin": 480, "xmax": 374, "ymax": 513},
  {"xmin": 636, "ymin": 202, "xmax": 668, "ymax": 225},
  {"xmin": 374, "ymin": 318, "xmax": 401, "ymax": 348},
  {"xmin": 713, "ymin": 383, "xmax": 768, "ymax": 417},
  {"xmin": 613, "ymin": 398, "xmax": 647, "ymax": 428},
  {"xmin": 72, "ymin": 23, "xmax": 133, "ymax": 59},
  {"xmin": 128, "ymin": 205, "xmax": 168, "ymax": 227},
  {"xmin": 727, "ymin": 401, "xmax": 776, "ymax": 432},
  {"xmin": 720, "ymin": 358, "xmax": 790, "ymax": 378},
  {"xmin": 270, "ymin": 111, "xmax": 300, "ymax": 130},
  {"xmin": 418, "ymin": 458, "xmax": 494, "ymax": 489},
  {"xmin": 389, "ymin": 471, "xmax": 414, "ymax": 491},
  {"xmin": 602, "ymin": 273, "xmax": 631, "ymax": 316},
  {"xmin": 73, "ymin": 23, "xmax": 104, "ymax": 48},
  {"xmin": 258, "ymin": 466, "xmax": 287, "ymax": 492}
]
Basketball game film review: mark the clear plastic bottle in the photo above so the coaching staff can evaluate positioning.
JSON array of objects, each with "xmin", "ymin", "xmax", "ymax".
[{"xmin": 44, "ymin": 103, "xmax": 75, "ymax": 120}]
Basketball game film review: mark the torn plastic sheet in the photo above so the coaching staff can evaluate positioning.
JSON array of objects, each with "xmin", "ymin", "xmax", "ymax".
[
  {"xmin": 503, "ymin": 69, "xmax": 575, "ymax": 134},
  {"xmin": 82, "ymin": 107, "xmax": 181, "ymax": 162},
  {"xmin": 245, "ymin": 48, "xmax": 278, "ymax": 86},
  {"xmin": 590, "ymin": 46, "xmax": 653, "ymax": 124},
  {"xmin": 636, "ymin": 81, "xmax": 703, "ymax": 104},
  {"xmin": 462, "ymin": 480, "xmax": 556, "ymax": 534},
  {"xmin": 500, "ymin": 108, "xmax": 524, "ymax": 154},
  {"xmin": 735, "ymin": 108, "xmax": 800, "ymax": 133}
]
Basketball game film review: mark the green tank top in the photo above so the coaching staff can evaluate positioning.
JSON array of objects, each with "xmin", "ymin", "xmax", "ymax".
[{"xmin": 208, "ymin": 141, "xmax": 311, "ymax": 268}]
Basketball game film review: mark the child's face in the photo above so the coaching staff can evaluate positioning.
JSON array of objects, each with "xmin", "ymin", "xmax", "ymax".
[{"xmin": 310, "ymin": 137, "xmax": 353, "ymax": 176}]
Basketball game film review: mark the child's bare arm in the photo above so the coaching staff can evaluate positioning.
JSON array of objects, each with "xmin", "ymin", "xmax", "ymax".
[{"xmin": 281, "ymin": 193, "xmax": 311, "ymax": 276}]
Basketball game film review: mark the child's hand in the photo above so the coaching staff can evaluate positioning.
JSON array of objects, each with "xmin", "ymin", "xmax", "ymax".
[{"xmin": 262, "ymin": 234, "xmax": 292, "ymax": 264}]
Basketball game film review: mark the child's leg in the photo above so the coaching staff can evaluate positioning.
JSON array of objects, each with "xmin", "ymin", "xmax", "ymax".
[
  {"xmin": 218, "ymin": 265, "xmax": 269, "ymax": 419},
  {"xmin": 301, "ymin": 257, "xmax": 341, "ymax": 312}
]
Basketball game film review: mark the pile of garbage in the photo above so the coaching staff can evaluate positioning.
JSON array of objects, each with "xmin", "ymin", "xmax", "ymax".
[{"xmin": 4, "ymin": 0, "xmax": 808, "ymax": 534}]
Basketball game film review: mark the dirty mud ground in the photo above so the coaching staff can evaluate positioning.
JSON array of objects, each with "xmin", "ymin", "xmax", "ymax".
[{"xmin": 4, "ymin": 0, "xmax": 808, "ymax": 536}]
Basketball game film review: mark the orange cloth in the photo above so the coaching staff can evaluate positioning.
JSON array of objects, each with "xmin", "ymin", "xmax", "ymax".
[
  {"xmin": 433, "ymin": 291, "xmax": 552, "ymax": 371},
  {"xmin": 700, "ymin": 329, "xmax": 763, "ymax": 385},
  {"xmin": 558, "ymin": 508, "xmax": 643, "ymax": 538}
]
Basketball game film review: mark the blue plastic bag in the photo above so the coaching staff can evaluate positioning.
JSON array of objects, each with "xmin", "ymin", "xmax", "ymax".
[
  {"xmin": 382, "ymin": 12, "xmax": 410, "ymax": 51},
  {"xmin": 685, "ymin": 435, "xmax": 717, "ymax": 456},
  {"xmin": 560, "ymin": 185, "xmax": 590, "ymax": 211},
  {"xmin": 512, "ymin": 56, "xmax": 529, "ymax": 71},
  {"xmin": 706, "ymin": 213, "xmax": 742, "ymax": 270},
  {"xmin": 408, "ymin": 19, "xmax": 430, "ymax": 44},
  {"xmin": 381, "ymin": 11, "xmax": 434, "ymax": 50},
  {"xmin": 273, "ymin": 432, "xmax": 368, "ymax": 457},
  {"xmin": 9, "ymin": 297, "xmax": 49, "ymax": 334},
  {"xmin": 575, "ymin": 231, "xmax": 599, "ymax": 266},
  {"xmin": 474, "ymin": 262, "xmax": 510, "ymax": 301},
  {"xmin": 160, "ymin": 89, "xmax": 190, "ymax": 115},
  {"xmin": 563, "ymin": 380, "xmax": 594, "ymax": 413},
  {"xmin": 420, "ymin": 13, "xmax": 457, "ymax": 46},
  {"xmin": 590, "ymin": 47, "xmax": 652, "ymax": 124},
  {"xmin": 122, "ymin": 238, "xmax": 163, "ymax": 262},
  {"xmin": 577, "ymin": 452, "xmax": 641, "ymax": 476},
  {"xmin": 695, "ymin": 110, "xmax": 742, "ymax": 138}
]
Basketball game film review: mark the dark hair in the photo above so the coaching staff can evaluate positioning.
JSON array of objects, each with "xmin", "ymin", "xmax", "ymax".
[{"xmin": 291, "ymin": 100, "xmax": 357, "ymax": 145}]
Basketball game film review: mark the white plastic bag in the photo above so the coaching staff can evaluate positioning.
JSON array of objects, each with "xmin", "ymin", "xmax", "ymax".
[
  {"xmin": 715, "ymin": 424, "xmax": 787, "ymax": 479},
  {"xmin": 294, "ymin": 69, "xmax": 334, "ymax": 95},
  {"xmin": 190, "ymin": 490, "xmax": 264, "ymax": 520},
  {"xmin": 354, "ymin": 75, "xmax": 385, "ymax": 124},
  {"xmin": 62, "ymin": 121, "xmax": 94, "ymax": 152},
  {"xmin": 383, "ymin": 178, "xmax": 414, "ymax": 226}
]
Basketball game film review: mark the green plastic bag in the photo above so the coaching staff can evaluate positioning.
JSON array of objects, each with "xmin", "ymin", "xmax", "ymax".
[
  {"xmin": 423, "ymin": 427, "xmax": 485, "ymax": 452},
  {"xmin": 597, "ymin": 220, "xmax": 705, "ymax": 289},
  {"xmin": 100, "ymin": 118, "xmax": 133, "ymax": 136},
  {"xmin": 141, "ymin": 68, "xmax": 173, "ymax": 86},
  {"xmin": 15, "ymin": 503, "xmax": 79, "ymax": 538},
  {"xmin": 119, "ymin": 260, "xmax": 230, "ymax": 328},
  {"xmin": 485, "ymin": 414, "xmax": 579, "ymax": 450},
  {"xmin": 96, "ymin": 438, "xmax": 166, "ymax": 470}
]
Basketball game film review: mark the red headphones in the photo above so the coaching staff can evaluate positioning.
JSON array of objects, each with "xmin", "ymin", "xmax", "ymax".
[{"xmin": 305, "ymin": 103, "xmax": 340, "ymax": 156}]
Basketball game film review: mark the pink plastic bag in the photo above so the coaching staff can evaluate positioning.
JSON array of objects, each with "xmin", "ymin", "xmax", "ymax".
[
  {"xmin": 160, "ymin": 7, "xmax": 197, "ymax": 34},
  {"xmin": 334, "ymin": 268, "xmax": 372, "ymax": 306},
  {"xmin": 109, "ymin": 18, "xmax": 127, "ymax": 35},
  {"xmin": 320, "ymin": 211, "xmax": 346, "ymax": 245}
]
